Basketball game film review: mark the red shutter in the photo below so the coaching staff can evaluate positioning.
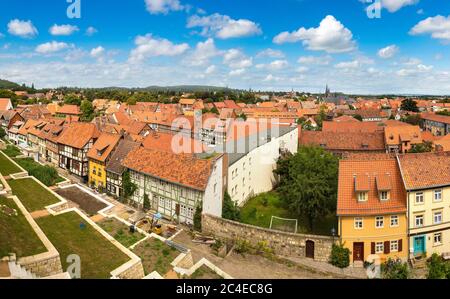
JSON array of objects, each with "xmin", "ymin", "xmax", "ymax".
[
  {"xmin": 371, "ymin": 242, "xmax": 375, "ymax": 254},
  {"xmin": 398, "ymin": 239, "xmax": 403, "ymax": 252},
  {"xmin": 384, "ymin": 241, "xmax": 390, "ymax": 254}
]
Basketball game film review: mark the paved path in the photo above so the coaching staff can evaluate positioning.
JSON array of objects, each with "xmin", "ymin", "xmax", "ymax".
[
  {"xmin": 90, "ymin": 214, "xmax": 104, "ymax": 223},
  {"xmin": 30, "ymin": 209, "xmax": 50, "ymax": 219}
]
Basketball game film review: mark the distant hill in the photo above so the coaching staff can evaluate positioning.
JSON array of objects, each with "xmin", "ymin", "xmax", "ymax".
[{"xmin": 0, "ymin": 79, "xmax": 20, "ymax": 89}]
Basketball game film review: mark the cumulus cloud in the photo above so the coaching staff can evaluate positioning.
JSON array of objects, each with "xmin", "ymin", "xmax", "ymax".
[
  {"xmin": 49, "ymin": 24, "xmax": 79, "ymax": 36},
  {"xmin": 7, "ymin": 19, "xmax": 38, "ymax": 38},
  {"xmin": 185, "ymin": 38, "xmax": 221, "ymax": 66},
  {"xmin": 397, "ymin": 63, "xmax": 433, "ymax": 76},
  {"xmin": 229, "ymin": 68, "xmax": 246, "ymax": 76},
  {"xmin": 187, "ymin": 13, "xmax": 262, "ymax": 39},
  {"xmin": 256, "ymin": 48, "xmax": 285, "ymax": 58},
  {"xmin": 256, "ymin": 60, "xmax": 288, "ymax": 71},
  {"xmin": 410, "ymin": 15, "xmax": 450, "ymax": 42},
  {"xmin": 205, "ymin": 65, "xmax": 216, "ymax": 74},
  {"xmin": 378, "ymin": 45, "xmax": 399, "ymax": 58},
  {"xmin": 334, "ymin": 57, "xmax": 374, "ymax": 70},
  {"xmin": 145, "ymin": 0, "xmax": 184, "ymax": 14},
  {"xmin": 86, "ymin": 26, "xmax": 98, "ymax": 36},
  {"xmin": 129, "ymin": 34, "xmax": 189, "ymax": 63},
  {"xmin": 35, "ymin": 41, "xmax": 70, "ymax": 54},
  {"xmin": 90, "ymin": 46, "xmax": 105, "ymax": 58},
  {"xmin": 298, "ymin": 55, "xmax": 332, "ymax": 65},
  {"xmin": 273, "ymin": 15, "xmax": 356, "ymax": 53},
  {"xmin": 223, "ymin": 49, "xmax": 253, "ymax": 69},
  {"xmin": 381, "ymin": 0, "xmax": 419, "ymax": 12}
]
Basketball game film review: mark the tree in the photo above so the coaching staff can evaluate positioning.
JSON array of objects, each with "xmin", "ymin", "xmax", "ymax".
[
  {"xmin": 330, "ymin": 243, "xmax": 350, "ymax": 268},
  {"xmin": 274, "ymin": 146, "xmax": 339, "ymax": 231},
  {"xmin": 193, "ymin": 204, "xmax": 202, "ymax": 231},
  {"xmin": 353, "ymin": 114, "xmax": 363, "ymax": 121},
  {"xmin": 64, "ymin": 93, "xmax": 81, "ymax": 106},
  {"xmin": 427, "ymin": 253, "xmax": 450, "ymax": 279},
  {"xmin": 382, "ymin": 259, "xmax": 409, "ymax": 279},
  {"xmin": 410, "ymin": 141, "xmax": 433, "ymax": 153},
  {"xmin": 122, "ymin": 170, "xmax": 137, "ymax": 200},
  {"xmin": 80, "ymin": 100, "xmax": 95, "ymax": 122},
  {"xmin": 401, "ymin": 99, "xmax": 419, "ymax": 112},
  {"xmin": 402, "ymin": 114, "xmax": 421, "ymax": 125},
  {"xmin": 143, "ymin": 193, "xmax": 150, "ymax": 211},
  {"xmin": 222, "ymin": 192, "xmax": 240, "ymax": 221},
  {"xmin": 0, "ymin": 127, "xmax": 6, "ymax": 140}
]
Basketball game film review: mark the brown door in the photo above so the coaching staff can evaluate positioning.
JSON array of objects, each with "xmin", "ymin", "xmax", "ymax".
[
  {"xmin": 353, "ymin": 242, "xmax": 364, "ymax": 262},
  {"xmin": 305, "ymin": 240, "xmax": 315, "ymax": 259}
]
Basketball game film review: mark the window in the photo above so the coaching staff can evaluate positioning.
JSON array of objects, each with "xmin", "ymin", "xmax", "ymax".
[
  {"xmin": 434, "ymin": 233, "xmax": 442, "ymax": 245},
  {"xmin": 415, "ymin": 215, "xmax": 424, "ymax": 228},
  {"xmin": 358, "ymin": 192, "xmax": 368, "ymax": 202},
  {"xmin": 390, "ymin": 215, "xmax": 399, "ymax": 227},
  {"xmin": 434, "ymin": 190, "xmax": 442, "ymax": 202},
  {"xmin": 380, "ymin": 191, "xmax": 389, "ymax": 201},
  {"xmin": 354, "ymin": 217, "xmax": 363, "ymax": 229},
  {"xmin": 415, "ymin": 192, "xmax": 424, "ymax": 204},
  {"xmin": 390, "ymin": 240, "xmax": 398, "ymax": 252},
  {"xmin": 375, "ymin": 216, "xmax": 384, "ymax": 228},
  {"xmin": 375, "ymin": 242, "xmax": 384, "ymax": 254},
  {"xmin": 434, "ymin": 211, "xmax": 443, "ymax": 224}
]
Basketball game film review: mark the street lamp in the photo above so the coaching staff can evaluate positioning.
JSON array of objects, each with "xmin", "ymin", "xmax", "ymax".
[{"xmin": 331, "ymin": 227, "xmax": 336, "ymax": 243}]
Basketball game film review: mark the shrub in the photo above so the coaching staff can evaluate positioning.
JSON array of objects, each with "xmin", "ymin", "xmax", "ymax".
[
  {"xmin": 427, "ymin": 253, "xmax": 449, "ymax": 279},
  {"xmin": 3, "ymin": 145, "xmax": 21, "ymax": 157},
  {"xmin": 382, "ymin": 258, "xmax": 409, "ymax": 279},
  {"xmin": 329, "ymin": 243, "xmax": 350, "ymax": 269},
  {"xmin": 193, "ymin": 204, "xmax": 202, "ymax": 232},
  {"xmin": 234, "ymin": 239, "xmax": 251, "ymax": 255},
  {"xmin": 0, "ymin": 127, "xmax": 6, "ymax": 140},
  {"xmin": 14, "ymin": 158, "xmax": 61, "ymax": 186},
  {"xmin": 222, "ymin": 192, "xmax": 240, "ymax": 221}
]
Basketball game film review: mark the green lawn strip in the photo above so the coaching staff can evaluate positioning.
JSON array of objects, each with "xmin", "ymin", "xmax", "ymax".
[
  {"xmin": 189, "ymin": 266, "xmax": 222, "ymax": 279},
  {"xmin": 0, "ymin": 196, "xmax": 46, "ymax": 258},
  {"xmin": 2, "ymin": 145, "xmax": 22, "ymax": 158},
  {"xmin": 13, "ymin": 158, "xmax": 64, "ymax": 187},
  {"xmin": 98, "ymin": 218, "xmax": 145, "ymax": 248},
  {"xmin": 36, "ymin": 212, "xmax": 130, "ymax": 279},
  {"xmin": 0, "ymin": 151, "xmax": 22, "ymax": 176},
  {"xmin": 240, "ymin": 192, "xmax": 337, "ymax": 236},
  {"xmin": 8, "ymin": 178, "xmax": 61, "ymax": 212},
  {"xmin": 132, "ymin": 238, "xmax": 179, "ymax": 276}
]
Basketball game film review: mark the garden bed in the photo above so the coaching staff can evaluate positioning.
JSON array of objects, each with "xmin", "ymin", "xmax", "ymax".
[
  {"xmin": 0, "ymin": 196, "xmax": 46, "ymax": 258},
  {"xmin": 2, "ymin": 145, "xmax": 21, "ymax": 158},
  {"xmin": 55, "ymin": 186, "xmax": 107, "ymax": 216},
  {"xmin": 36, "ymin": 211, "xmax": 130, "ymax": 279},
  {"xmin": 189, "ymin": 265, "xmax": 222, "ymax": 279},
  {"xmin": 132, "ymin": 238, "xmax": 179, "ymax": 276},
  {"xmin": 0, "ymin": 151, "xmax": 22, "ymax": 176},
  {"xmin": 98, "ymin": 218, "xmax": 145, "ymax": 248},
  {"xmin": 8, "ymin": 178, "xmax": 61, "ymax": 212},
  {"xmin": 13, "ymin": 158, "xmax": 64, "ymax": 187}
]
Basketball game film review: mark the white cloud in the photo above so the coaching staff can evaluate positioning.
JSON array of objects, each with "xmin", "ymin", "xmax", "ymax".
[
  {"xmin": 7, "ymin": 19, "xmax": 38, "ymax": 38},
  {"xmin": 334, "ymin": 57, "xmax": 374, "ymax": 69},
  {"xmin": 397, "ymin": 63, "xmax": 433, "ymax": 76},
  {"xmin": 381, "ymin": 0, "xmax": 419, "ymax": 12},
  {"xmin": 205, "ymin": 65, "xmax": 216, "ymax": 74},
  {"xmin": 273, "ymin": 15, "xmax": 356, "ymax": 53},
  {"xmin": 185, "ymin": 38, "xmax": 221, "ymax": 66},
  {"xmin": 298, "ymin": 55, "xmax": 332, "ymax": 65},
  {"xmin": 378, "ymin": 45, "xmax": 399, "ymax": 59},
  {"xmin": 256, "ymin": 60, "xmax": 288, "ymax": 71},
  {"xmin": 296, "ymin": 66, "xmax": 309, "ymax": 73},
  {"xmin": 145, "ymin": 0, "xmax": 184, "ymax": 14},
  {"xmin": 90, "ymin": 46, "xmax": 105, "ymax": 58},
  {"xmin": 49, "ymin": 24, "xmax": 79, "ymax": 36},
  {"xmin": 229, "ymin": 68, "xmax": 246, "ymax": 76},
  {"xmin": 223, "ymin": 49, "xmax": 253, "ymax": 69},
  {"xmin": 263, "ymin": 74, "xmax": 281, "ymax": 82},
  {"xmin": 403, "ymin": 57, "xmax": 422, "ymax": 66},
  {"xmin": 410, "ymin": 15, "xmax": 450, "ymax": 42},
  {"xmin": 129, "ymin": 34, "xmax": 189, "ymax": 63},
  {"xmin": 187, "ymin": 13, "xmax": 262, "ymax": 39},
  {"xmin": 86, "ymin": 26, "xmax": 98, "ymax": 36},
  {"xmin": 35, "ymin": 41, "xmax": 70, "ymax": 54},
  {"xmin": 256, "ymin": 48, "xmax": 285, "ymax": 58}
]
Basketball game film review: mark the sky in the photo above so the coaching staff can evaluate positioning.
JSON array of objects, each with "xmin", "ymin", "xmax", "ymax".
[{"xmin": 0, "ymin": 0, "xmax": 450, "ymax": 94}]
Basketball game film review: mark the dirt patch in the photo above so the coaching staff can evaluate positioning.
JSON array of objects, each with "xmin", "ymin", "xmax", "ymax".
[
  {"xmin": 189, "ymin": 265, "xmax": 222, "ymax": 279},
  {"xmin": 132, "ymin": 238, "xmax": 180, "ymax": 276},
  {"xmin": 0, "ymin": 261, "xmax": 11, "ymax": 277},
  {"xmin": 55, "ymin": 187, "xmax": 107, "ymax": 216}
]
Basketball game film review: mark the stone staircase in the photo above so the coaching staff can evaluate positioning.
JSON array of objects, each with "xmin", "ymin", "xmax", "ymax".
[
  {"xmin": 410, "ymin": 257, "xmax": 428, "ymax": 279},
  {"xmin": 7, "ymin": 261, "xmax": 39, "ymax": 279}
]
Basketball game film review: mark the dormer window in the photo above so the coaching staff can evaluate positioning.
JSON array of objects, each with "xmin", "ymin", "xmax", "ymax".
[
  {"xmin": 376, "ymin": 174, "xmax": 391, "ymax": 201},
  {"xmin": 358, "ymin": 192, "xmax": 368, "ymax": 202},
  {"xmin": 380, "ymin": 191, "xmax": 389, "ymax": 201},
  {"xmin": 354, "ymin": 174, "xmax": 369, "ymax": 202}
]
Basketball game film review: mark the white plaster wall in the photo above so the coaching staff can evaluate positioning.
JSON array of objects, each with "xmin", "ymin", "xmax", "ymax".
[{"xmin": 203, "ymin": 156, "xmax": 223, "ymax": 218}]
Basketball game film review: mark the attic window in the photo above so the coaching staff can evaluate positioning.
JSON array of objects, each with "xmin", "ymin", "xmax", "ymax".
[
  {"xmin": 320, "ymin": 143, "xmax": 327, "ymax": 148},
  {"xmin": 361, "ymin": 143, "xmax": 369, "ymax": 149},
  {"xmin": 389, "ymin": 134, "xmax": 394, "ymax": 140}
]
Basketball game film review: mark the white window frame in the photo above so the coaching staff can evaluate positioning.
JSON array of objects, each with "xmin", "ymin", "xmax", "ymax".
[
  {"xmin": 415, "ymin": 215, "xmax": 424, "ymax": 228},
  {"xmin": 354, "ymin": 217, "xmax": 363, "ymax": 229},
  {"xmin": 375, "ymin": 242, "xmax": 384, "ymax": 254},
  {"xmin": 434, "ymin": 211, "xmax": 443, "ymax": 225},
  {"xmin": 380, "ymin": 191, "xmax": 389, "ymax": 201},
  {"xmin": 415, "ymin": 192, "xmax": 424, "ymax": 204},
  {"xmin": 375, "ymin": 216, "xmax": 384, "ymax": 228},
  {"xmin": 434, "ymin": 233, "xmax": 442, "ymax": 245},
  {"xmin": 434, "ymin": 190, "xmax": 442, "ymax": 202},
  {"xmin": 390, "ymin": 215, "xmax": 399, "ymax": 227},
  {"xmin": 358, "ymin": 192, "xmax": 368, "ymax": 202},
  {"xmin": 390, "ymin": 240, "xmax": 398, "ymax": 252}
]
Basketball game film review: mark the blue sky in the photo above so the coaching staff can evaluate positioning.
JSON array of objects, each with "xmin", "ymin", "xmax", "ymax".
[{"xmin": 0, "ymin": 0, "xmax": 450, "ymax": 94}]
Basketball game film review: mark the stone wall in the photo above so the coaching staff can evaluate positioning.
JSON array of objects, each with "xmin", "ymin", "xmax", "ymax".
[
  {"xmin": 18, "ymin": 251, "xmax": 63, "ymax": 277},
  {"xmin": 202, "ymin": 214, "xmax": 335, "ymax": 262},
  {"xmin": 112, "ymin": 260, "xmax": 145, "ymax": 279}
]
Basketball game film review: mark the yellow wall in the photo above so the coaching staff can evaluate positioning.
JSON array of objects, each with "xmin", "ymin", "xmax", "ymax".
[
  {"xmin": 408, "ymin": 186, "xmax": 450, "ymax": 257},
  {"xmin": 339, "ymin": 214, "xmax": 408, "ymax": 263},
  {"xmin": 88, "ymin": 160, "xmax": 106, "ymax": 188}
]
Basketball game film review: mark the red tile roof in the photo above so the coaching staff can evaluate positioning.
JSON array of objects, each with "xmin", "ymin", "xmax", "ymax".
[
  {"xmin": 57, "ymin": 104, "xmax": 81, "ymax": 115},
  {"xmin": 420, "ymin": 112, "xmax": 450, "ymax": 125},
  {"xmin": 87, "ymin": 133, "xmax": 122, "ymax": 162},
  {"xmin": 142, "ymin": 131, "xmax": 205, "ymax": 154},
  {"xmin": 300, "ymin": 131, "xmax": 385, "ymax": 151},
  {"xmin": 57, "ymin": 122, "xmax": 100, "ymax": 149},
  {"xmin": 384, "ymin": 125, "xmax": 422, "ymax": 146},
  {"xmin": 322, "ymin": 121, "xmax": 382, "ymax": 133}
]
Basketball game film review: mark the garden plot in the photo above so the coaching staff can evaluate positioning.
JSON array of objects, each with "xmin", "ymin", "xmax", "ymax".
[
  {"xmin": 55, "ymin": 185, "xmax": 108, "ymax": 216},
  {"xmin": 132, "ymin": 238, "xmax": 180, "ymax": 276},
  {"xmin": 98, "ymin": 217, "xmax": 145, "ymax": 248}
]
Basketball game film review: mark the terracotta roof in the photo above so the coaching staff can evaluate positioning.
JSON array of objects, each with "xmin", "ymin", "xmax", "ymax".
[
  {"xmin": 142, "ymin": 131, "xmax": 205, "ymax": 154},
  {"xmin": 38, "ymin": 123, "xmax": 65, "ymax": 144},
  {"xmin": 122, "ymin": 147, "xmax": 215, "ymax": 191},
  {"xmin": 384, "ymin": 125, "xmax": 422, "ymax": 146},
  {"xmin": 125, "ymin": 121, "xmax": 147, "ymax": 135},
  {"xmin": 57, "ymin": 122, "xmax": 100, "ymax": 149},
  {"xmin": 397, "ymin": 152, "xmax": 450, "ymax": 190},
  {"xmin": 300, "ymin": 131, "xmax": 385, "ymax": 151},
  {"xmin": 322, "ymin": 121, "xmax": 382, "ymax": 133},
  {"xmin": 223, "ymin": 100, "xmax": 241, "ymax": 110},
  {"xmin": 0, "ymin": 98, "xmax": 12, "ymax": 110},
  {"xmin": 355, "ymin": 175, "xmax": 370, "ymax": 191},
  {"xmin": 17, "ymin": 119, "xmax": 42, "ymax": 136},
  {"xmin": 106, "ymin": 139, "xmax": 141, "ymax": 174},
  {"xmin": 435, "ymin": 135, "xmax": 450, "ymax": 152},
  {"xmin": 337, "ymin": 158, "xmax": 406, "ymax": 216},
  {"xmin": 420, "ymin": 112, "xmax": 450, "ymax": 125},
  {"xmin": 87, "ymin": 133, "xmax": 122, "ymax": 162},
  {"xmin": 333, "ymin": 115, "xmax": 360, "ymax": 122},
  {"xmin": 179, "ymin": 98, "xmax": 196, "ymax": 105},
  {"xmin": 57, "ymin": 104, "xmax": 81, "ymax": 115}
]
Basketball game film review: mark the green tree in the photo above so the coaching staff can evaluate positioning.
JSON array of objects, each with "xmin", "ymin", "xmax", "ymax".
[
  {"xmin": 222, "ymin": 192, "xmax": 240, "ymax": 221},
  {"xmin": 64, "ymin": 93, "xmax": 81, "ymax": 106},
  {"xmin": 194, "ymin": 204, "xmax": 202, "ymax": 231},
  {"xmin": 274, "ymin": 146, "xmax": 339, "ymax": 231},
  {"xmin": 410, "ymin": 141, "xmax": 433, "ymax": 153},
  {"xmin": 122, "ymin": 170, "xmax": 137, "ymax": 200},
  {"xmin": 80, "ymin": 100, "xmax": 95, "ymax": 122},
  {"xmin": 0, "ymin": 127, "xmax": 6, "ymax": 140},
  {"xmin": 401, "ymin": 99, "xmax": 419, "ymax": 112},
  {"xmin": 427, "ymin": 253, "xmax": 450, "ymax": 279},
  {"xmin": 143, "ymin": 193, "xmax": 150, "ymax": 211}
]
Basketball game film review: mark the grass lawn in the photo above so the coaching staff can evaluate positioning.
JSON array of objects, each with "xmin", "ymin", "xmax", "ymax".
[
  {"xmin": 0, "ymin": 196, "xmax": 46, "ymax": 258},
  {"xmin": 189, "ymin": 266, "xmax": 222, "ymax": 279},
  {"xmin": 8, "ymin": 178, "xmax": 61, "ymax": 212},
  {"xmin": 0, "ymin": 151, "xmax": 21, "ymax": 176},
  {"xmin": 2, "ymin": 145, "xmax": 22, "ymax": 158},
  {"xmin": 240, "ymin": 192, "xmax": 337, "ymax": 236},
  {"xmin": 132, "ymin": 238, "xmax": 179, "ymax": 276},
  {"xmin": 36, "ymin": 212, "xmax": 130, "ymax": 279},
  {"xmin": 98, "ymin": 218, "xmax": 145, "ymax": 248},
  {"xmin": 13, "ymin": 158, "xmax": 64, "ymax": 187}
]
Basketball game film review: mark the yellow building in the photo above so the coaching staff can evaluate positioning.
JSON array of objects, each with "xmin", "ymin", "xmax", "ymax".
[
  {"xmin": 337, "ymin": 157, "xmax": 408, "ymax": 264},
  {"xmin": 87, "ymin": 133, "xmax": 121, "ymax": 190},
  {"xmin": 398, "ymin": 152, "xmax": 450, "ymax": 258}
]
